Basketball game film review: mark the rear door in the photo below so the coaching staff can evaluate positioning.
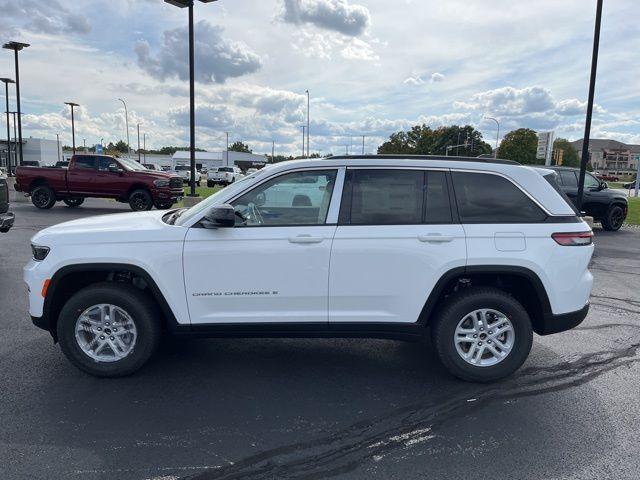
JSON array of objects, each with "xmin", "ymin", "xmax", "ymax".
[
  {"xmin": 67, "ymin": 156, "xmax": 97, "ymax": 195},
  {"xmin": 328, "ymin": 168, "xmax": 466, "ymax": 324}
]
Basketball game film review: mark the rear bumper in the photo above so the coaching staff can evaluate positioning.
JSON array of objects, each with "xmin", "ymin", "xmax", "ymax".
[
  {"xmin": 0, "ymin": 212, "xmax": 14, "ymax": 232},
  {"xmin": 537, "ymin": 303, "xmax": 589, "ymax": 335}
]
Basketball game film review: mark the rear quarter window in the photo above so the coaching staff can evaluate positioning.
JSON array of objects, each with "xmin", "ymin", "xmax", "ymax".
[{"xmin": 452, "ymin": 172, "xmax": 547, "ymax": 223}]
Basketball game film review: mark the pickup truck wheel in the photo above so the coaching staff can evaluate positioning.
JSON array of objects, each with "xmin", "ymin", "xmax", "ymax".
[
  {"xmin": 129, "ymin": 189, "xmax": 153, "ymax": 211},
  {"xmin": 57, "ymin": 283, "xmax": 161, "ymax": 377},
  {"xmin": 31, "ymin": 185, "xmax": 56, "ymax": 209},
  {"xmin": 63, "ymin": 197, "xmax": 85, "ymax": 208},
  {"xmin": 601, "ymin": 205, "xmax": 625, "ymax": 231},
  {"xmin": 431, "ymin": 287, "xmax": 533, "ymax": 382}
]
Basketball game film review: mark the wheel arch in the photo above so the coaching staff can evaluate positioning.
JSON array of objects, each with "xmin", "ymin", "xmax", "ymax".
[
  {"xmin": 126, "ymin": 183, "xmax": 152, "ymax": 199},
  {"xmin": 43, "ymin": 263, "xmax": 180, "ymax": 342},
  {"xmin": 419, "ymin": 265, "xmax": 552, "ymax": 335},
  {"xmin": 29, "ymin": 178, "xmax": 52, "ymax": 192}
]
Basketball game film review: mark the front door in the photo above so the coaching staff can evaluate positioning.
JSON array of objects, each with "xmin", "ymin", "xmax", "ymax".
[
  {"xmin": 183, "ymin": 168, "xmax": 340, "ymax": 325},
  {"xmin": 329, "ymin": 169, "xmax": 467, "ymax": 324},
  {"xmin": 67, "ymin": 155, "xmax": 97, "ymax": 196}
]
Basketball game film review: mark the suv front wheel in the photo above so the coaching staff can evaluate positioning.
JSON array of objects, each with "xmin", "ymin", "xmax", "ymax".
[
  {"xmin": 57, "ymin": 283, "xmax": 161, "ymax": 377},
  {"xmin": 601, "ymin": 205, "xmax": 625, "ymax": 231},
  {"xmin": 431, "ymin": 287, "xmax": 533, "ymax": 382}
]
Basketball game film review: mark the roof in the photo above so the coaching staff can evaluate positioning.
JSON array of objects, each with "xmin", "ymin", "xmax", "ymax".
[{"xmin": 329, "ymin": 154, "xmax": 519, "ymax": 165}]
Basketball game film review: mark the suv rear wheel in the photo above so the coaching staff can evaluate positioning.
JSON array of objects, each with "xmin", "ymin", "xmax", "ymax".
[
  {"xmin": 601, "ymin": 205, "xmax": 625, "ymax": 231},
  {"xmin": 431, "ymin": 287, "xmax": 533, "ymax": 382},
  {"xmin": 57, "ymin": 283, "xmax": 161, "ymax": 377},
  {"xmin": 129, "ymin": 189, "xmax": 153, "ymax": 211},
  {"xmin": 31, "ymin": 185, "xmax": 56, "ymax": 209}
]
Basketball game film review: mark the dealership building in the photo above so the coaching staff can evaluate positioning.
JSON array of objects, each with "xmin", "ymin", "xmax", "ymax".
[{"xmin": 572, "ymin": 138, "xmax": 640, "ymax": 176}]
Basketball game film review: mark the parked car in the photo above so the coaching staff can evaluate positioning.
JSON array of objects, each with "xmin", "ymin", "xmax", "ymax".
[
  {"xmin": 15, "ymin": 154, "xmax": 184, "ymax": 211},
  {"xmin": 25, "ymin": 155, "xmax": 593, "ymax": 382},
  {"xmin": 0, "ymin": 174, "xmax": 14, "ymax": 233},
  {"xmin": 174, "ymin": 165, "xmax": 202, "ymax": 186},
  {"xmin": 596, "ymin": 173, "xmax": 619, "ymax": 182},
  {"xmin": 246, "ymin": 168, "xmax": 258, "ymax": 175},
  {"xmin": 207, "ymin": 166, "xmax": 244, "ymax": 187},
  {"xmin": 622, "ymin": 175, "xmax": 638, "ymax": 189},
  {"xmin": 143, "ymin": 163, "xmax": 163, "ymax": 172},
  {"xmin": 536, "ymin": 166, "xmax": 628, "ymax": 231}
]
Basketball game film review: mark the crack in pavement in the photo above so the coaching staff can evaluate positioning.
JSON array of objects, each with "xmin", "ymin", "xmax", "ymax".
[{"xmin": 180, "ymin": 339, "xmax": 640, "ymax": 480}]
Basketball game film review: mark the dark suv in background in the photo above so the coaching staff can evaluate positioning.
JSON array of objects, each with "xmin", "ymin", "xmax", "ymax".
[
  {"xmin": 0, "ymin": 175, "xmax": 15, "ymax": 233},
  {"xmin": 541, "ymin": 166, "xmax": 627, "ymax": 231}
]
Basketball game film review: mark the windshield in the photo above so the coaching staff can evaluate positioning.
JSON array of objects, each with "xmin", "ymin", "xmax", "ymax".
[
  {"xmin": 118, "ymin": 157, "xmax": 149, "ymax": 172},
  {"xmin": 175, "ymin": 171, "xmax": 265, "ymax": 226}
]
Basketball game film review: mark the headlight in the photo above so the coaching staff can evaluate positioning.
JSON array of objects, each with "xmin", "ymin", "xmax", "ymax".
[
  {"xmin": 154, "ymin": 179, "xmax": 170, "ymax": 188},
  {"xmin": 31, "ymin": 244, "xmax": 50, "ymax": 261}
]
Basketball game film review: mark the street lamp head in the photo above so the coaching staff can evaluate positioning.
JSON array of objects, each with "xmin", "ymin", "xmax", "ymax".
[
  {"xmin": 164, "ymin": 0, "xmax": 217, "ymax": 6},
  {"xmin": 0, "ymin": 77, "xmax": 15, "ymax": 85},
  {"xmin": 2, "ymin": 41, "xmax": 30, "ymax": 51},
  {"xmin": 65, "ymin": 102, "xmax": 80, "ymax": 107}
]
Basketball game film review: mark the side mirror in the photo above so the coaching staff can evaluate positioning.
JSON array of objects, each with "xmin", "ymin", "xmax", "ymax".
[
  {"xmin": 600, "ymin": 181, "xmax": 608, "ymax": 190},
  {"xmin": 108, "ymin": 164, "xmax": 123, "ymax": 174},
  {"xmin": 201, "ymin": 204, "xmax": 235, "ymax": 228}
]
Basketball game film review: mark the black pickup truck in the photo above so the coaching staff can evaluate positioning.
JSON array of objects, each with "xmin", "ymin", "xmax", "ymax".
[
  {"xmin": 1, "ymin": 175, "xmax": 15, "ymax": 233},
  {"xmin": 541, "ymin": 166, "xmax": 627, "ymax": 231}
]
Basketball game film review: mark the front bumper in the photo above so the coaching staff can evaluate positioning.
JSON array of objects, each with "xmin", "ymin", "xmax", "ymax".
[
  {"xmin": 0, "ymin": 212, "xmax": 14, "ymax": 232},
  {"xmin": 537, "ymin": 303, "xmax": 590, "ymax": 335},
  {"xmin": 154, "ymin": 188, "xmax": 185, "ymax": 202}
]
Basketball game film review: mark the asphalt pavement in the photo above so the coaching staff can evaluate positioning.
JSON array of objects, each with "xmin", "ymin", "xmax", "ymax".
[{"xmin": 1, "ymin": 199, "xmax": 639, "ymax": 480}]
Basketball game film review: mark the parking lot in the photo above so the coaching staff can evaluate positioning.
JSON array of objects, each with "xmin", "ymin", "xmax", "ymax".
[{"xmin": 1, "ymin": 199, "xmax": 639, "ymax": 480}]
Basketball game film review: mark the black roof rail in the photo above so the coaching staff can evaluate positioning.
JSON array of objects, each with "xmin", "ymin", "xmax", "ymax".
[{"xmin": 327, "ymin": 154, "xmax": 520, "ymax": 165}]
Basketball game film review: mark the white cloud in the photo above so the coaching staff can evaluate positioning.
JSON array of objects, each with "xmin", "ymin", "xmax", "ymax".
[
  {"xmin": 1, "ymin": 0, "xmax": 91, "ymax": 35},
  {"xmin": 454, "ymin": 86, "xmax": 556, "ymax": 116},
  {"xmin": 430, "ymin": 72, "xmax": 445, "ymax": 83},
  {"xmin": 282, "ymin": 0, "xmax": 371, "ymax": 37},
  {"xmin": 135, "ymin": 21, "xmax": 262, "ymax": 84}
]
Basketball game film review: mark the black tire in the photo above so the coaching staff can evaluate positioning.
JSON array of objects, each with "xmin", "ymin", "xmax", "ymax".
[
  {"xmin": 31, "ymin": 185, "xmax": 56, "ymax": 209},
  {"xmin": 154, "ymin": 200, "xmax": 174, "ymax": 210},
  {"xmin": 207, "ymin": 181, "xmax": 214, "ymax": 188},
  {"xmin": 63, "ymin": 197, "xmax": 85, "ymax": 208},
  {"xmin": 431, "ymin": 287, "xmax": 533, "ymax": 383},
  {"xmin": 601, "ymin": 205, "xmax": 625, "ymax": 231},
  {"xmin": 57, "ymin": 283, "xmax": 161, "ymax": 377},
  {"xmin": 129, "ymin": 189, "xmax": 153, "ymax": 211}
]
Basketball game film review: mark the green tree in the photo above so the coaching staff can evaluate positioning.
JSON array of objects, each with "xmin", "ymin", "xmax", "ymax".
[
  {"xmin": 229, "ymin": 141, "xmax": 251, "ymax": 153},
  {"xmin": 113, "ymin": 140, "xmax": 130, "ymax": 154},
  {"xmin": 553, "ymin": 138, "xmax": 580, "ymax": 168},
  {"xmin": 378, "ymin": 124, "xmax": 492, "ymax": 156},
  {"xmin": 498, "ymin": 128, "xmax": 539, "ymax": 164}
]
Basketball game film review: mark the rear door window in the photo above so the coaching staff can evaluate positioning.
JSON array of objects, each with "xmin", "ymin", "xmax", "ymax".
[
  {"xmin": 559, "ymin": 170, "xmax": 578, "ymax": 187},
  {"xmin": 452, "ymin": 172, "xmax": 547, "ymax": 223}
]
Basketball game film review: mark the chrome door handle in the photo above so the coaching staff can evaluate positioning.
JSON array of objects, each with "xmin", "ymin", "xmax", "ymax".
[
  {"xmin": 289, "ymin": 235, "xmax": 324, "ymax": 244},
  {"xmin": 418, "ymin": 234, "xmax": 454, "ymax": 243}
]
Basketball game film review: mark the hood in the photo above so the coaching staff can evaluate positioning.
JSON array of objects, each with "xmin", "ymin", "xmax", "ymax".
[
  {"xmin": 133, "ymin": 170, "xmax": 180, "ymax": 180},
  {"xmin": 32, "ymin": 210, "xmax": 186, "ymax": 246}
]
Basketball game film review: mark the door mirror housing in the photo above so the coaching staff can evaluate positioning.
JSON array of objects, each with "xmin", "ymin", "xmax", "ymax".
[
  {"xmin": 108, "ymin": 164, "xmax": 124, "ymax": 174},
  {"xmin": 201, "ymin": 204, "xmax": 235, "ymax": 228},
  {"xmin": 600, "ymin": 181, "xmax": 608, "ymax": 190}
]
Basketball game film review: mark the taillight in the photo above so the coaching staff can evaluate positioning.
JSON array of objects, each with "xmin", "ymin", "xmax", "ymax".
[{"xmin": 552, "ymin": 231, "xmax": 593, "ymax": 246}]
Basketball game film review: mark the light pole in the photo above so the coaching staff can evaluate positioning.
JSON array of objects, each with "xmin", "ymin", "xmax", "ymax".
[
  {"xmin": 143, "ymin": 133, "xmax": 147, "ymax": 162},
  {"xmin": 0, "ymin": 77, "xmax": 14, "ymax": 175},
  {"xmin": 305, "ymin": 89, "xmax": 310, "ymax": 157},
  {"xmin": 137, "ymin": 123, "xmax": 141, "ymax": 162},
  {"xmin": 164, "ymin": 0, "xmax": 219, "ymax": 197},
  {"xmin": 117, "ymin": 98, "xmax": 131, "ymax": 157},
  {"xmin": 56, "ymin": 133, "xmax": 61, "ymax": 162},
  {"xmin": 3, "ymin": 41, "xmax": 29, "ymax": 167},
  {"xmin": 272, "ymin": 140, "xmax": 275, "ymax": 163},
  {"xmin": 484, "ymin": 116, "xmax": 500, "ymax": 158},
  {"xmin": 225, "ymin": 131, "xmax": 229, "ymax": 167},
  {"xmin": 64, "ymin": 102, "xmax": 79, "ymax": 155},
  {"xmin": 300, "ymin": 125, "xmax": 306, "ymax": 158},
  {"xmin": 361, "ymin": 135, "xmax": 365, "ymax": 155},
  {"xmin": 10, "ymin": 112, "xmax": 17, "ymax": 169},
  {"xmin": 83, "ymin": 138, "xmax": 86, "ymax": 151},
  {"xmin": 577, "ymin": 0, "xmax": 603, "ymax": 212}
]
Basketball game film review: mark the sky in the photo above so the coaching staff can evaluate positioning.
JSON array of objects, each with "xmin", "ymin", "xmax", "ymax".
[{"xmin": 0, "ymin": 0, "xmax": 638, "ymax": 156}]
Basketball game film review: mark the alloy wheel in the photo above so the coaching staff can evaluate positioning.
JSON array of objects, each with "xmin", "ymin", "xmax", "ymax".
[
  {"xmin": 454, "ymin": 309, "xmax": 515, "ymax": 367},
  {"xmin": 74, "ymin": 304, "xmax": 138, "ymax": 362}
]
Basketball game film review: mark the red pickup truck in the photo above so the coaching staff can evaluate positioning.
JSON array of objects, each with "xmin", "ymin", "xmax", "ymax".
[{"xmin": 15, "ymin": 154, "xmax": 184, "ymax": 211}]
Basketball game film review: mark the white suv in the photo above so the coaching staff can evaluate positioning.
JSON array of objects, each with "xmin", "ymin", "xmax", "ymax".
[{"xmin": 24, "ymin": 156, "xmax": 594, "ymax": 381}]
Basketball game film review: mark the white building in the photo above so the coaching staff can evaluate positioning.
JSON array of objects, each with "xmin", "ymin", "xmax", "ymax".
[{"xmin": 172, "ymin": 150, "xmax": 267, "ymax": 171}]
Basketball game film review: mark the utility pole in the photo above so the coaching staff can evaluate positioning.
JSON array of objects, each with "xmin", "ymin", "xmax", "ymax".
[
  {"xmin": 305, "ymin": 89, "xmax": 310, "ymax": 157},
  {"xmin": 577, "ymin": 0, "xmax": 603, "ymax": 211}
]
